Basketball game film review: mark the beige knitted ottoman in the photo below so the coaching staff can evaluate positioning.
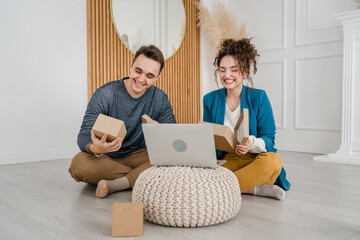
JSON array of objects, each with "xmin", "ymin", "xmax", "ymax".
[{"xmin": 132, "ymin": 166, "xmax": 241, "ymax": 227}]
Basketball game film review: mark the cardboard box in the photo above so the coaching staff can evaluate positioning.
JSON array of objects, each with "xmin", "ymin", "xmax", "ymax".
[
  {"xmin": 92, "ymin": 114, "xmax": 127, "ymax": 142},
  {"xmin": 200, "ymin": 108, "xmax": 249, "ymax": 152},
  {"xmin": 200, "ymin": 122, "xmax": 238, "ymax": 153},
  {"xmin": 235, "ymin": 108, "xmax": 249, "ymax": 145},
  {"xmin": 112, "ymin": 202, "xmax": 143, "ymax": 237},
  {"xmin": 141, "ymin": 114, "xmax": 157, "ymax": 124}
]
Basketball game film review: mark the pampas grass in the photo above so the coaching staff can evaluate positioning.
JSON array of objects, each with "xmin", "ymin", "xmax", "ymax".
[
  {"xmin": 195, "ymin": 2, "xmax": 221, "ymax": 50},
  {"xmin": 237, "ymin": 21, "xmax": 247, "ymax": 40},
  {"xmin": 196, "ymin": 1, "xmax": 247, "ymax": 50},
  {"xmin": 214, "ymin": 1, "xmax": 236, "ymax": 38}
]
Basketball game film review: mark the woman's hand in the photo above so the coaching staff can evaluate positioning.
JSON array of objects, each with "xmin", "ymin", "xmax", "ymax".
[
  {"xmin": 235, "ymin": 139, "xmax": 252, "ymax": 155},
  {"xmin": 91, "ymin": 130, "xmax": 123, "ymax": 154}
]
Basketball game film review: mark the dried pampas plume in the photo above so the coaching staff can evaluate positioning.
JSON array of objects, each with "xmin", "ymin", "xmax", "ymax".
[
  {"xmin": 214, "ymin": 1, "xmax": 236, "ymax": 38},
  {"xmin": 195, "ymin": 1, "xmax": 247, "ymax": 50},
  {"xmin": 237, "ymin": 21, "xmax": 248, "ymax": 40},
  {"xmin": 195, "ymin": 2, "xmax": 221, "ymax": 50}
]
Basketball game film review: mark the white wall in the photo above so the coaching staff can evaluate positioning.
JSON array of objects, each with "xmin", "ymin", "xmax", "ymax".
[
  {"xmin": 0, "ymin": 0, "xmax": 87, "ymax": 165},
  {"xmin": 201, "ymin": 0, "xmax": 358, "ymax": 154}
]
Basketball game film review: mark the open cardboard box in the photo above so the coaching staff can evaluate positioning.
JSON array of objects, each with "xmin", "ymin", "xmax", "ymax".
[
  {"xmin": 141, "ymin": 114, "xmax": 158, "ymax": 124},
  {"xmin": 112, "ymin": 202, "xmax": 143, "ymax": 237},
  {"xmin": 235, "ymin": 108, "xmax": 249, "ymax": 145},
  {"xmin": 200, "ymin": 109, "xmax": 249, "ymax": 153},
  {"xmin": 92, "ymin": 114, "xmax": 127, "ymax": 142}
]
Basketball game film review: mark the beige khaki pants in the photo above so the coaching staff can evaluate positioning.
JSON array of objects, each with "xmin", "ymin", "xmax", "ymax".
[
  {"xmin": 68, "ymin": 148, "xmax": 151, "ymax": 188},
  {"xmin": 222, "ymin": 152, "xmax": 283, "ymax": 190}
]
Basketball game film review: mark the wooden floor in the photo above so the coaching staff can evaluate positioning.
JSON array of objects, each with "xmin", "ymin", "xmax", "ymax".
[{"xmin": 0, "ymin": 151, "xmax": 360, "ymax": 240}]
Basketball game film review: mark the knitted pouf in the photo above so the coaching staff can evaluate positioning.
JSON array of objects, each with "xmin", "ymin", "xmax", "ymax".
[{"xmin": 132, "ymin": 166, "xmax": 241, "ymax": 227}]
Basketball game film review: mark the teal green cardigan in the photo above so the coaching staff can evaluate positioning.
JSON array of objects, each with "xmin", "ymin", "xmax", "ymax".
[{"xmin": 203, "ymin": 85, "xmax": 290, "ymax": 190}]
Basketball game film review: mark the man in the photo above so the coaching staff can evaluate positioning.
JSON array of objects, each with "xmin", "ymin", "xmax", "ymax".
[{"xmin": 69, "ymin": 45, "xmax": 176, "ymax": 198}]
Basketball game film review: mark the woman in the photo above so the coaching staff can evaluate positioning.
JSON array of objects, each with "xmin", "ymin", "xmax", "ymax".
[{"xmin": 203, "ymin": 38, "xmax": 290, "ymax": 200}]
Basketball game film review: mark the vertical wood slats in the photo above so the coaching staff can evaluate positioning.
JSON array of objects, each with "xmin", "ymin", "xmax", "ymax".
[{"xmin": 87, "ymin": 0, "xmax": 200, "ymax": 123}]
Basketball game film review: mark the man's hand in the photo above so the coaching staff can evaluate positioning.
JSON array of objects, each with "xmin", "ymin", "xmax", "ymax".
[
  {"xmin": 90, "ymin": 130, "xmax": 123, "ymax": 154},
  {"xmin": 235, "ymin": 139, "xmax": 251, "ymax": 155}
]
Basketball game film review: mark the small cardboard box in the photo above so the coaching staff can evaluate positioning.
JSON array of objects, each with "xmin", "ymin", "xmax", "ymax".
[
  {"xmin": 92, "ymin": 114, "xmax": 127, "ymax": 142},
  {"xmin": 112, "ymin": 202, "xmax": 143, "ymax": 237},
  {"xmin": 200, "ymin": 122, "xmax": 238, "ymax": 153},
  {"xmin": 200, "ymin": 108, "xmax": 249, "ymax": 153},
  {"xmin": 141, "ymin": 114, "xmax": 157, "ymax": 124},
  {"xmin": 235, "ymin": 108, "xmax": 249, "ymax": 145}
]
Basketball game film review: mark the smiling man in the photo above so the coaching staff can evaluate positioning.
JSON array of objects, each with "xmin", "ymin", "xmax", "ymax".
[{"xmin": 69, "ymin": 45, "xmax": 176, "ymax": 198}]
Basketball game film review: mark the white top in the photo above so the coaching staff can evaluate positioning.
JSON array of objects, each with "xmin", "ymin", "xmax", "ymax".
[
  {"xmin": 224, "ymin": 103, "xmax": 267, "ymax": 154},
  {"xmin": 224, "ymin": 104, "xmax": 241, "ymax": 132}
]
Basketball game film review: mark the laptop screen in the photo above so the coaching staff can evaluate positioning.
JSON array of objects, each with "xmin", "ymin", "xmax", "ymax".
[{"xmin": 142, "ymin": 124, "xmax": 219, "ymax": 168}]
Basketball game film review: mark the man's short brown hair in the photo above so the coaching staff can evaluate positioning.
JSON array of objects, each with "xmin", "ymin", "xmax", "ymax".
[{"xmin": 132, "ymin": 45, "xmax": 165, "ymax": 75}]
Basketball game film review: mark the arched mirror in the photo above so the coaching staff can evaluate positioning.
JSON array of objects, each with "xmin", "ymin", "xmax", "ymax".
[{"xmin": 111, "ymin": 0, "xmax": 186, "ymax": 60}]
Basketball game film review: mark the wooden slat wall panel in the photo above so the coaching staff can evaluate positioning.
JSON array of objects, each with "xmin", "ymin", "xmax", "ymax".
[{"xmin": 86, "ymin": 0, "xmax": 200, "ymax": 123}]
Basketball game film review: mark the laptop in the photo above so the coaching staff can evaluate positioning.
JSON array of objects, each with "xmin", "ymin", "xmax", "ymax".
[{"xmin": 142, "ymin": 124, "xmax": 225, "ymax": 168}]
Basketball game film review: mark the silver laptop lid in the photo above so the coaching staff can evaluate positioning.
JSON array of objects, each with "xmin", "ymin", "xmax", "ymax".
[{"xmin": 142, "ymin": 124, "xmax": 218, "ymax": 168}]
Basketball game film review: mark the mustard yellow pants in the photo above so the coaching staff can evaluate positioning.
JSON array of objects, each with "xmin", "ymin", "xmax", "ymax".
[{"xmin": 221, "ymin": 152, "xmax": 283, "ymax": 191}]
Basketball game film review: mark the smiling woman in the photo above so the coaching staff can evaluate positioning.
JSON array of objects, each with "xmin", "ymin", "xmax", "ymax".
[{"xmin": 111, "ymin": 0, "xmax": 186, "ymax": 59}]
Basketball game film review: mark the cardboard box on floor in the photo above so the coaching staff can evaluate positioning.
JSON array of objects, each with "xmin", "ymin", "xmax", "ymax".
[
  {"xmin": 112, "ymin": 202, "xmax": 143, "ymax": 237},
  {"xmin": 141, "ymin": 114, "xmax": 158, "ymax": 124},
  {"xmin": 92, "ymin": 114, "xmax": 127, "ymax": 142},
  {"xmin": 200, "ymin": 108, "xmax": 249, "ymax": 153}
]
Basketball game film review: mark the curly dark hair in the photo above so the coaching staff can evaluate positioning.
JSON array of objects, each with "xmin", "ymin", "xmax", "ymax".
[
  {"xmin": 214, "ymin": 38, "xmax": 259, "ymax": 88},
  {"xmin": 132, "ymin": 45, "xmax": 164, "ymax": 76}
]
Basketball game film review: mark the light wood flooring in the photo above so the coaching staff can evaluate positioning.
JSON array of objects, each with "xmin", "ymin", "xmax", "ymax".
[{"xmin": 0, "ymin": 151, "xmax": 360, "ymax": 240}]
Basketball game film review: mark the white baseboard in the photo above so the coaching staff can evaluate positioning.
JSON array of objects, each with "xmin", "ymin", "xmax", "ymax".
[
  {"xmin": 275, "ymin": 142, "xmax": 337, "ymax": 154},
  {"xmin": 313, "ymin": 153, "xmax": 360, "ymax": 165},
  {"xmin": 0, "ymin": 148, "xmax": 79, "ymax": 165}
]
